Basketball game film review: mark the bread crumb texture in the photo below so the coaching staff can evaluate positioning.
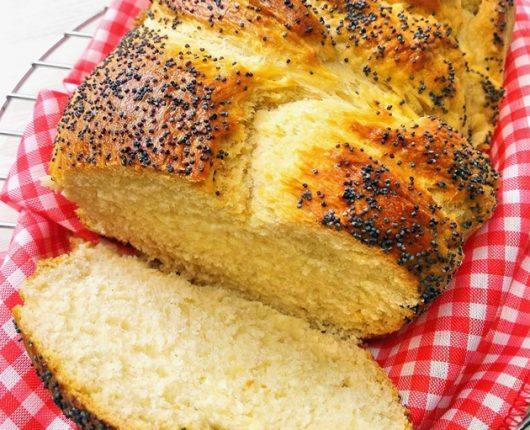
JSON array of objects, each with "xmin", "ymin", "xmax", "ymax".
[
  {"xmin": 50, "ymin": 0, "xmax": 509, "ymax": 337},
  {"xmin": 14, "ymin": 243, "xmax": 411, "ymax": 430}
]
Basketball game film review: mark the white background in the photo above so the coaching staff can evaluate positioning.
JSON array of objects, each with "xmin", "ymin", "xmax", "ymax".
[{"xmin": 0, "ymin": 0, "xmax": 108, "ymax": 251}]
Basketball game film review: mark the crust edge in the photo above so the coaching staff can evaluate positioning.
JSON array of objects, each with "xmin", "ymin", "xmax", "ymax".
[{"xmin": 13, "ymin": 319, "xmax": 117, "ymax": 430}]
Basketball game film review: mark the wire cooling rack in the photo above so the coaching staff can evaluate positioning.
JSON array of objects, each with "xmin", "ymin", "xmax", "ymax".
[{"xmin": 0, "ymin": 8, "xmax": 107, "ymax": 252}]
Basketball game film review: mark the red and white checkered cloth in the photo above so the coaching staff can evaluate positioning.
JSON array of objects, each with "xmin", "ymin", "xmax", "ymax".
[{"xmin": 0, "ymin": 1, "xmax": 529, "ymax": 428}]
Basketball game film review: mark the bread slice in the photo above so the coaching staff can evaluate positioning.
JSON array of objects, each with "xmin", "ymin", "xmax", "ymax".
[{"xmin": 14, "ymin": 243, "xmax": 411, "ymax": 430}]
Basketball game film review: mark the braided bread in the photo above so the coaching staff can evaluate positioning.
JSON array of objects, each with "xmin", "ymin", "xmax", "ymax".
[{"xmin": 50, "ymin": 0, "xmax": 511, "ymax": 337}]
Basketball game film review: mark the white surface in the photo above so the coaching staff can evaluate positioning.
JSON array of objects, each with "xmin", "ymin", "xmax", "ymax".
[{"xmin": 0, "ymin": 0, "xmax": 109, "ymax": 251}]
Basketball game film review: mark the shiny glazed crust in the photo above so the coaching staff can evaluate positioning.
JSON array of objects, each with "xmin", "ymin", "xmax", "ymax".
[{"xmin": 51, "ymin": 0, "xmax": 515, "ymax": 178}]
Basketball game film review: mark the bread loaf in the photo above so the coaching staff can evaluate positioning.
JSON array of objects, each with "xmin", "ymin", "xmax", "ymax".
[
  {"xmin": 49, "ymin": 0, "xmax": 511, "ymax": 337},
  {"xmin": 13, "ymin": 242, "xmax": 411, "ymax": 430}
]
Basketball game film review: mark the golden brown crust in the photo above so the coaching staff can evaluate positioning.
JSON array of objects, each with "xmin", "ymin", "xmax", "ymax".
[
  {"xmin": 52, "ymin": 0, "xmax": 510, "ymax": 183},
  {"xmin": 350, "ymin": 117, "xmax": 499, "ymax": 235},
  {"xmin": 160, "ymin": 0, "xmax": 326, "ymax": 41},
  {"xmin": 488, "ymin": 1, "xmax": 515, "ymax": 51},
  {"xmin": 385, "ymin": 0, "xmax": 514, "ymax": 73},
  {"xmin": 13, "ymin": 320, "xmax": 117, "ymax": 430},
  {"xmin": 292, "ymin": 134, "xmax": 459, "ymax": 306},
  {"xmin": 288, "ymin": 116, "xmax": 498, "ymax": 306},
  {"xmin": 324, "ymin": 0, "xmax": 465, "ymax": 120},
  {"xmin": 248, "ymin": 0, "xmax": 324, "ymax": 40},
  {"xmin": 400, "ymin": 0, "xmax": 441, "ymax": 12},
  {"xmin": 52, "ymin": 25, "xmax": 255, "ymax": 182}
]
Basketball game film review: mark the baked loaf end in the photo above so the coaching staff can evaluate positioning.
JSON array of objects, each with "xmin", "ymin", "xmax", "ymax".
[
  {"xmin": 50, "ymin": 0, "xmax": 504, "ymax": 338},
  {"xmin": 14, "ymin": 243, "xmax": 411, "ymax": 430}
]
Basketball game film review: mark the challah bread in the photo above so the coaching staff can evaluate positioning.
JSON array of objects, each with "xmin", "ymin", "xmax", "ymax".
[
  {"xmin": 13, "ymin": 242, "xmax": 411, "ymax": 430},
  {"xmin": 50, "ymin": 0, "xmax": 507, "ymax": 337}
]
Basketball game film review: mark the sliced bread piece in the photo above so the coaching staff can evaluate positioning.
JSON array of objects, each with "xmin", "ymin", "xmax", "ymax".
[{"xmin": 14, "ymin": 243, "xmax": 410, "ymax": 430}]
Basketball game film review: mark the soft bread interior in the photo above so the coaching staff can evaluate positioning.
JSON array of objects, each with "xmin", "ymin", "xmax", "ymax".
[
  {"xmin": 63, "ymin": 166, "xmax": 420, "ymax": 339},
  {"xmin": 14, "ymin": 243, "xmax": 411, "ymax": 430}
]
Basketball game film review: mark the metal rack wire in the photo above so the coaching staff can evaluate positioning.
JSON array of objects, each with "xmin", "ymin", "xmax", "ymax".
[{"xmin": 0, "ymin": 8, "xmax": 106, "ymax": 241}]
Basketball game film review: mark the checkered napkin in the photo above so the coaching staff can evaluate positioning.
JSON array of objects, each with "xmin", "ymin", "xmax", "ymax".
[{"xmin": 0, "ymin": 0, "xmax": 529, "ymax": 428}]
